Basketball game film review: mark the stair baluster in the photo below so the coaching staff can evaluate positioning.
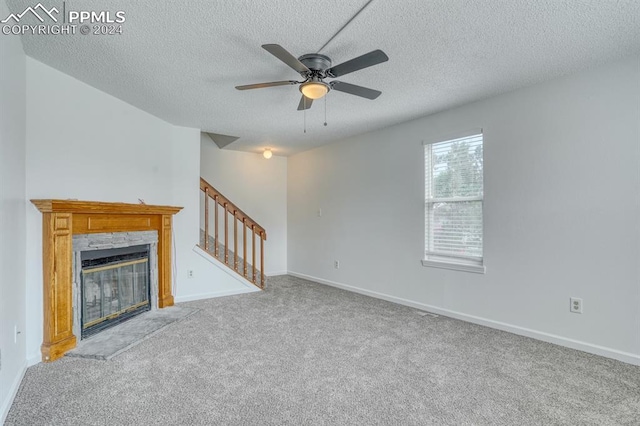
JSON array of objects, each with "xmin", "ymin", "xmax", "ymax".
[
  {"xmin": 233, "ymin": 211, "xmax": 238, "ymax": 271},
  {"xmin": 243, "ymin": 219, "xmax": 248, "ymax": 279},
  {"xmin": 252, "ymin": 226, "xmax": 256, "ymax": 284},
  {"xmin": 204, "ymin": 188, "xmax": 210, "ymax": 252},
  {"xmin": 260, "ymin": 234, "xmax": 265, "ymax": 288},
  {"xmin": 214, "ymin": 195, "xmax": 219, "ymax": 258},
  {"xmin": 224, "ymin": 203, "xmax": 229, "ymax": 265}
]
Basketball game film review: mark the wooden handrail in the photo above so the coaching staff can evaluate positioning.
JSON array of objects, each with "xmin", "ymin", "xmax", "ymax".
[
  {"xmin": 200, "ymin": 178, "xmax": 267, "ymax": 239},
  {"xmin": 200, "ymin": 177, "xmax": 266, "ymax": 288}
]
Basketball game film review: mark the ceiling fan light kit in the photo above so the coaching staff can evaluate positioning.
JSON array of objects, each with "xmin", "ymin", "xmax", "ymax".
[
  {"xmin": 300, "ymin": 81, "xmax": 330, "ymax": 99},
  {"xmin": 236, "ymin": 44, "xmax": 388, "ymax": 111}
]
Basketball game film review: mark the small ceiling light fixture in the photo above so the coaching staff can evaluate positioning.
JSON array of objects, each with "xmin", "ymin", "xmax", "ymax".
[
  {"xmin": 299, "ymin": 81, "xmax": 330, "ymax": 100},
  {"xmin": 263, "ymin": 148, "xmax": 273, "ymax": 159}
]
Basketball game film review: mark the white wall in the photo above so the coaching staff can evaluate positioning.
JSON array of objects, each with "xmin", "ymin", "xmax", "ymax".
[
  {"xmin": 288, "ymin": 56, "xmax": 640, "ymax": 364},
  {"xmin": 24, "ymin": 58, "xmax": 252, "ymax": 362},
  {"xmin": 201, "ymin": 136, "xmax": 287, "ymax": 275},
  {"xmin": 172, "ymin": 128, "xmax": 259, "ymax": 302},
  {"xmin": 0, "ymin": 0, "xmax": 27, "ymax": 419}
]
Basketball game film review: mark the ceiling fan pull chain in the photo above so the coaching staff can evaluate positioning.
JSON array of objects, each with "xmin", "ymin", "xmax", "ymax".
[
  {"xmin": 324, "ymin": 96, "xmax": 328, "ymax": 127},
  {"xmin": 304, "ymin": 97, "xmax": 307, "ymax": 133}
]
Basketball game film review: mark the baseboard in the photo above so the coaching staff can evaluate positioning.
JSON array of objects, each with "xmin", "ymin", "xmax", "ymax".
[
  {"xmin": 288, "ymin": 271, "xmax": 640, "ymax": 366},
  {"xmin": 175, "ymin": 286, "xmax": 259, "ymax": 304},
  {"xmin": 27, "ymin": 354, "xmax": 40, "ymax": 366},
  {"xmin": 266, "ymin": 270, "xmax": 288, "ymax": 277},
  {"xmin": 0, "ymin": 360, "xmax": 27, "ymax": 424}
]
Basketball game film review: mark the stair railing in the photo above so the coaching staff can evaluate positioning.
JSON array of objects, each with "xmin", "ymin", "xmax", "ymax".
[{"xmin": 200, "ymin": 177, "xmax": 266, "ymax": 288}]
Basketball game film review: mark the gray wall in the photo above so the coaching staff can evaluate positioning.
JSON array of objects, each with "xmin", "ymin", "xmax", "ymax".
[{"xmin": 287, "ymin": 56, "xmax": 640, "ymax": 364}]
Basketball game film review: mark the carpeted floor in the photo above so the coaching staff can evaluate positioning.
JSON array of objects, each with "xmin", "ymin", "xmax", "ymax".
[{"xmin": 6, "ymin": 275, "xmax": 640, "ymax": 425}]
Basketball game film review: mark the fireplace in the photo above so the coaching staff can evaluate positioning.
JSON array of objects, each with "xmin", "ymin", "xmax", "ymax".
[
  {"xmin": 80, "ymin": 245, "xmax": 151, "ymax": 338},
  {"xmin": 31, "ymin": 199, "xmax": 182, "ymax": 362},
  {"xmin": 72, "ymin": 230, "xmax": 160, "ymax": 341}
]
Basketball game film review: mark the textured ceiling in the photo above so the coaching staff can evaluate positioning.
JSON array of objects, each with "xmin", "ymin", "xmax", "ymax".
[{"xmin": 7, "ymin": 0, "xmax": 640, "ymax": 155}]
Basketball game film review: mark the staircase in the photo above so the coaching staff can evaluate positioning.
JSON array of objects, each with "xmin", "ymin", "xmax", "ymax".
[{"xmin": 199, "ymin": 178, "xmax": 266, "ymax": 289}]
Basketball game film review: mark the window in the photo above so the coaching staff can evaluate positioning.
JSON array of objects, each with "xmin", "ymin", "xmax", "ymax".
[{"xmin": 423, "ymin": 130, "xmax": 484, "ymax": 273}]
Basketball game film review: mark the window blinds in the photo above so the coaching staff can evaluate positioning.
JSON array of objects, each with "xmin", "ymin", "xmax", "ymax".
[{"xmin": 425, "ymin": 133, "xmax": 483, "ymax": 262}]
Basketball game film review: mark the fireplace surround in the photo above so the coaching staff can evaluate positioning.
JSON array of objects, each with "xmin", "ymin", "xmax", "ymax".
[{"xmin": 31, "ymin": 200, "xmax": 182, "ymax": 362}]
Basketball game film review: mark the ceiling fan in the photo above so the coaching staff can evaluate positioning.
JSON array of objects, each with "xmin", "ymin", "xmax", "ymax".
[{"xmin": 235, "ymin": 44, "xmax": 389, "ymax": 110}]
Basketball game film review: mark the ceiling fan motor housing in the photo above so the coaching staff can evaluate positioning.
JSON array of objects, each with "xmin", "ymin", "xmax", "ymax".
[
  {"xmin": 298, "ymin": 54, "xmax": 333, "ymax": 98},
  {"xmin": 298, "ymin": 53, "xmax": 332, "ymax": 74}
]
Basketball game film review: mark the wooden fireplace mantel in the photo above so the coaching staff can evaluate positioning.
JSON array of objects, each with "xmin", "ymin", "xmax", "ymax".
[{"xmin": 31, "ymin": 199, "xmax": 183, "ymax": 362}]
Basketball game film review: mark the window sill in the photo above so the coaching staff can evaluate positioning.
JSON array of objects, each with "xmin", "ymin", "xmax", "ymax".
[{"xmin": 421, "ymin": 259, "xmax": 486, "ymax": 274}]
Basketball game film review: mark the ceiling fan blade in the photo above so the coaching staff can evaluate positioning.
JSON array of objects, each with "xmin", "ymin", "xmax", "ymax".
[
  {"xmin": 262, "ymin": 44, "xmax": 310, "ymax": 74},
  {"xmin": 327, "ymin": 50, "xmax": 389, "ymax": 77},
  {"xmin": 235, "ymin": 80, "xmax": 298, "ymax": 90},
  {"xmin": 297, "ymin": 95, "xmax": 313, "ymax": 110},
  {"xmin": 331, "ymin": 81, "xmax": 381, "ymax": 100}
]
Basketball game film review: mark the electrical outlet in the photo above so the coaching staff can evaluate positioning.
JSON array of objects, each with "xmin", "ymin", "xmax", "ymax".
[
  {"xmin": 570, "ymin": 297, "xmax": 583, "ymax": 314},
  {"xmin": 317, "ymin": 208, "xmax": 322, "ymax": 217},
  {"xmin": 187, "ymin": 270, "xmax": 194, "ymax": 279},
  {"xmin": 334, "ymin": 260, "xmax": 340, "ymax": 269}
]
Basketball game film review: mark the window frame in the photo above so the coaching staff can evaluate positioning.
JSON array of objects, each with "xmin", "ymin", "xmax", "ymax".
[{"xmin": 422, "ymin": 129, "xmax": 486, "ymax": 274}]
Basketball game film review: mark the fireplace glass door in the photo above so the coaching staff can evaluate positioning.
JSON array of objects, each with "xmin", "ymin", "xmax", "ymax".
[{"xmin": 81, "ymin": 245, "xmax": 150, "ymax": 338}]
